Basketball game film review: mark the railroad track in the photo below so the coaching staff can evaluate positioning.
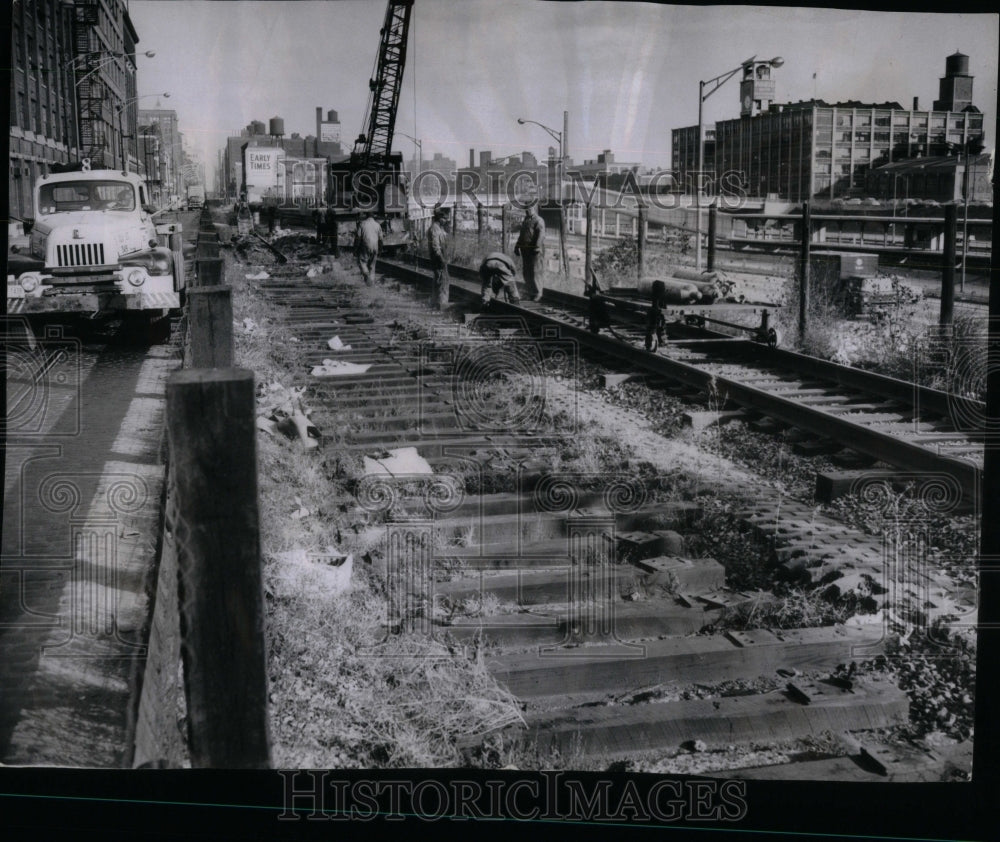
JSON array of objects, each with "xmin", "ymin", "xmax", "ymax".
[
  {"xmin": 380, "ymin": 255, "xmax": 983, "ymax": 502},
  {"xmin": 245, "ymin": 249, "xmax": 978, "ymax": 778}
]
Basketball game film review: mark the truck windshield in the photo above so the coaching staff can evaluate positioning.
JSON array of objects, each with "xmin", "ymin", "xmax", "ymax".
[{"xmin": 38, "ymin": 181, "xmax": 136, "ymax": 214}]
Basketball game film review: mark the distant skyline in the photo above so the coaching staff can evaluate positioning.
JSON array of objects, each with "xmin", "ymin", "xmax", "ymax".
[{"xmin": 128, "ymin": 1, "xmax": 999, "ymax": 183}]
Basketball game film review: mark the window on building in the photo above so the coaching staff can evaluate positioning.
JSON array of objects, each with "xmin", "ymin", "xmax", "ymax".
[
  {"xmin": 950, "ymin": 117, "xmax": 965, "ymax": 129},
  {"xmin": 893, "ymin": 114, "xmax": 909, "ymax": 126},
  {"xmin": 836, "ymin": 113, "xmax": 853, "ymax": 127},
  {"xmin": 931, "ymin": 116, "xmax": 946, "ymax": 128},
  {"xmin": 913, "ymin": 115, "xmax": 928, "ymax": 127},
  {"xmin": 855, "ymin": 132, "xmax": 870, "ymax": 143},
  {"xmin": 874, "ymin": 112, "xmax": 891, "ymax": 127},
  {"xmin": 874, "ymin": 131, "xmax": 891, "ymax": 144},
  {"xmin": 816, "ymin": 110, "xmax": 833, "ymax": 127},
  {"xmin": 855, "ymin": 114, "xmax": 871, "ymax": 127}
]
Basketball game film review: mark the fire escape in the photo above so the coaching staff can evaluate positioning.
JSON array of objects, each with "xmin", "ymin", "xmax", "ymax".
[{"xmin": 73, "ymin": 2, "xmax": 106, "ymax": 166}]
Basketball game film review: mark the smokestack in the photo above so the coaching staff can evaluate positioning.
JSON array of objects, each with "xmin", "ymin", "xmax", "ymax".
[
  {"xmin": 913, "ymin": 96, "xmax": 920, "ymax": 110},
  {"xmin": 470, "ymin": 149, "xmax": 475, "ymax": 168}
]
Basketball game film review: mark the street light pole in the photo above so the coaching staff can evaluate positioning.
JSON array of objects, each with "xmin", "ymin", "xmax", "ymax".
[
  {"xmin": 74, "ymin": 50, "xmax": 156, "ymax": 89},
  {"xmin": 399, "ymin": 132, "xmax": 422, "ymax": 173},
  {"xmin": 115, "ymin": 93, "xmax": 169, "ymax": 172},
  {"xmin": 518, "ymin": 116, "xmax": 569, "ymax": 278},
  {"xmin": 694, "ymin": 55, "xmax": 784, "ymax": 271}
]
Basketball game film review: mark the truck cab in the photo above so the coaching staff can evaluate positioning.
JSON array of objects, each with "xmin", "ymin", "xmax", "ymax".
[{"xmin": 7, "ymin": 165, "xmax": 184, "ymax": 315}]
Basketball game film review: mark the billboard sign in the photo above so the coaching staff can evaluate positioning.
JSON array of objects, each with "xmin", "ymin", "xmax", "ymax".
[
  {"xmin": 245, "ymin": 147, "xmax": 284, "ymax": 202},
  {"xmin": 320, "ymin": 121, "xmax": 341, "ymax": 143}
]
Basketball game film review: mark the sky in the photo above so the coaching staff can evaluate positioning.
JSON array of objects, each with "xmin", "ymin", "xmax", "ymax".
[{"xmin": 127, "ymin": 1, "xmax": 999, "ymax": 184}]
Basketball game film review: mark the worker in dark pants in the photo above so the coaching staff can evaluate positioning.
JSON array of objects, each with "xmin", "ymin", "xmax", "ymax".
[
  {"xmin": 645, "ymin": 280, "xmax": 667, "ymax": 352},
  {"xmin": 313, "ymin": 208, "xmax": 323, "ymax": 243},
  {"xmin": 514, "ymin": 201, "xmax": 545, "ymax": 301},
  {"xmin": 479, "ymin": 251, "xmax": 521, "ymax": 309},
  {"xmin": 266, "ymin": 205, "xmax": 277, "ymax": 237},
  {"xmin": 325, "ymin": 206, "xmax": 340, "ymax": 257},
  {"xmin": 427, "ymin": 207, "xmax": 450, "ymax": 309},
  {"xmin": 355, "ymin": 211, "xmax": 383, "ymax": 285}
]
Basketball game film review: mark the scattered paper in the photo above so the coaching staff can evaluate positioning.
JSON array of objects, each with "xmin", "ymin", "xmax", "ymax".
[
  {"xmin": 326, "ymin": 336, "xmax": 352, "ymax": 351},
  {"xmin": 240, "ymin": 317, "xmax": 258, "ymax": 334},
  {"xmin": 245, "ymin": 270, "xmax": 270, "ymax": 280},
  {"xmin": 311, "ymin": 359, "xmax": 371, "ymax": 377},
  {"xmin": 362, "ymin": 446, "xmax": 433, "ymax": 477},
  {"xmin": 274, "ymin": 546, "xmax": 353, "ymax": 596}
]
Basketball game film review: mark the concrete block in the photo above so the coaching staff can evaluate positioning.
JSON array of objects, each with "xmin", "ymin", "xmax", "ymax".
[
  {"xmin": 682, "ymin": 410, "xmax": 745, "ymax": 431},
  {"xmin": 633, "ymin": 555, "xmax": 726, "ymax": 593},
  {"xmin": 601, "ymin": 373, "xmax": 641, "ymax": 389}
]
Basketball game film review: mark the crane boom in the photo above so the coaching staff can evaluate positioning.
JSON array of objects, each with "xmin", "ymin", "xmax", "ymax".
[{"xmin": 351, "ymin": 0, "xmax": 413, "ymax": 171}]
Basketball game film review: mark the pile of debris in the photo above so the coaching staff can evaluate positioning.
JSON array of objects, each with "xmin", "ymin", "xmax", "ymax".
[{"xmin": 256, "ymin": 381, "xmax": 320, "ymax": 450}]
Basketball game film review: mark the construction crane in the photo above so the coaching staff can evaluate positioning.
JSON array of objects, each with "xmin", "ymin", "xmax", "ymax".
[
  {"xmin": 352, "ymin": 0, "xmax": 413, "ymax": 174},
  {"xmin": 332, "ymin": 0, "xmax": 413, "ymax": 247}
]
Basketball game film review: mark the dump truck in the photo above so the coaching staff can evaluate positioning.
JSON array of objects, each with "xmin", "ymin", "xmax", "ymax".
[{"xmin": 6, "ymin": 162, "xmax": 185, "ymax": 319}]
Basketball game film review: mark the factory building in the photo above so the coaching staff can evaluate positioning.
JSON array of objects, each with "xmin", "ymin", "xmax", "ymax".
[{"xmin": 671, "ymin": 53, "xmax": 986, "ymax": 201}]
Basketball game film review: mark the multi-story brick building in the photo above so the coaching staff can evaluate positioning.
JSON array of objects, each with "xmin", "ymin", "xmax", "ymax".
[
  {"xmin": 671, "ymin": 53, "xmax": 987, "ymax": 201},
  {"xmin": 9, "ymin": 0, "xmax": 144, "ymax": 220}
]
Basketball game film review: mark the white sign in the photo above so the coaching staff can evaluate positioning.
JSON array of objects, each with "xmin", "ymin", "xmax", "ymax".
[
  {"xmin": 246, "ymin": 148, "xmax": 282, "ymax": 183},
  {"xmin": 320, "ymin": 122, "xmax": 341, "ymax": 143}
]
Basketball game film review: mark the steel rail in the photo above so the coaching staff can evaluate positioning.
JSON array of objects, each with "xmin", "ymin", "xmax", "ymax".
[{"xmin": 378, "ymin": 257, "xmax": 982, "ymax": 500}]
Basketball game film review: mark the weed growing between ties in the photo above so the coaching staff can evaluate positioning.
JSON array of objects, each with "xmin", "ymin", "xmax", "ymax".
[{"xmin": 228, "ymin": 247, "xmax": 526, "ymax": 768}]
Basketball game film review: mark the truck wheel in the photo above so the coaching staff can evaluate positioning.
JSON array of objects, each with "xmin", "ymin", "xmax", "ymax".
[{"xmin": 123, "ymin": 311, "xmax": 170, "ymax": 346}]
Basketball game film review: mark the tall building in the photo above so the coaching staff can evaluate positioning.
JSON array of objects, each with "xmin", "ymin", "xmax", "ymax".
[
  {"xmin": 73, "ymin": 0, "xmax": 141, "ymax": 170},
  {"xmin": 139, "ymin": 107, "xmax": 184, "ymax": 200},
  {"xmin": 9, "ymin": 0, "xmax": 146, "ymax": 220},
  {"xmin": 671, "ymin": 54, "xmax": 986, "ymax": 201}
]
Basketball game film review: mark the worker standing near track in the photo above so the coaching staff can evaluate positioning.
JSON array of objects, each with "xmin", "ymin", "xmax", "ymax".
[
  {"xmin": 427, "ymin": 207, "xmax": 450, "ymax": 310},
  {"xmin": 355, "ymin": 211, "xmax": 383, "ymax": 285},
  {"xmin": 514, "ymin": 201, "xmax": 545, "ymax": 301},
  {"xmin": 479, "ymin": 251, "xmax": 522, "ymax": 308}
]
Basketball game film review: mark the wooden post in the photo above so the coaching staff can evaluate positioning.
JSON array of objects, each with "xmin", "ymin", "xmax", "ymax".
[
  {"xmin": 940, "ymin": 203, "xmax": 957, "ymax": 329},
  {"xmin": 477, "ymin": 202, "xmax": 485, "ymax": 241},
  {"xmin": 799, "ymin": 201, "xmax": 811, "ymax": 342},
  {"xmin": 585, "ymin": 202, "xmax": 593, "ymax": 290},
  {"xmin": 197, "ymin": 240, "xmax": 220, "ymax": 261},
  {"xmin": 166, "ymin": 368, "xmax": 270, "ymax": 768},
  {"xmin": 196, "ymin": 257, "xmax": 224, "ymax": 288},
  {"xmin": 637, "ymin": 204, "xmax": 647, "ymax": 286},
  {"xmin": 558, "ymin": 201, "xmax": 569, "ymax": 280},
  {"xmin": 188, "ymin": 285, "xmax": 234, "ymax": 368},
  {"xmin": 707, "ymin": 201, "xmax": 717, "ymax": 272},
  {"xmin": 169, "ymin": 232, "xmax": 185, "ymax": 292},
  {"xmin": 501, "ymin": 204, "xmax": 508, "ymax": 253}
]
